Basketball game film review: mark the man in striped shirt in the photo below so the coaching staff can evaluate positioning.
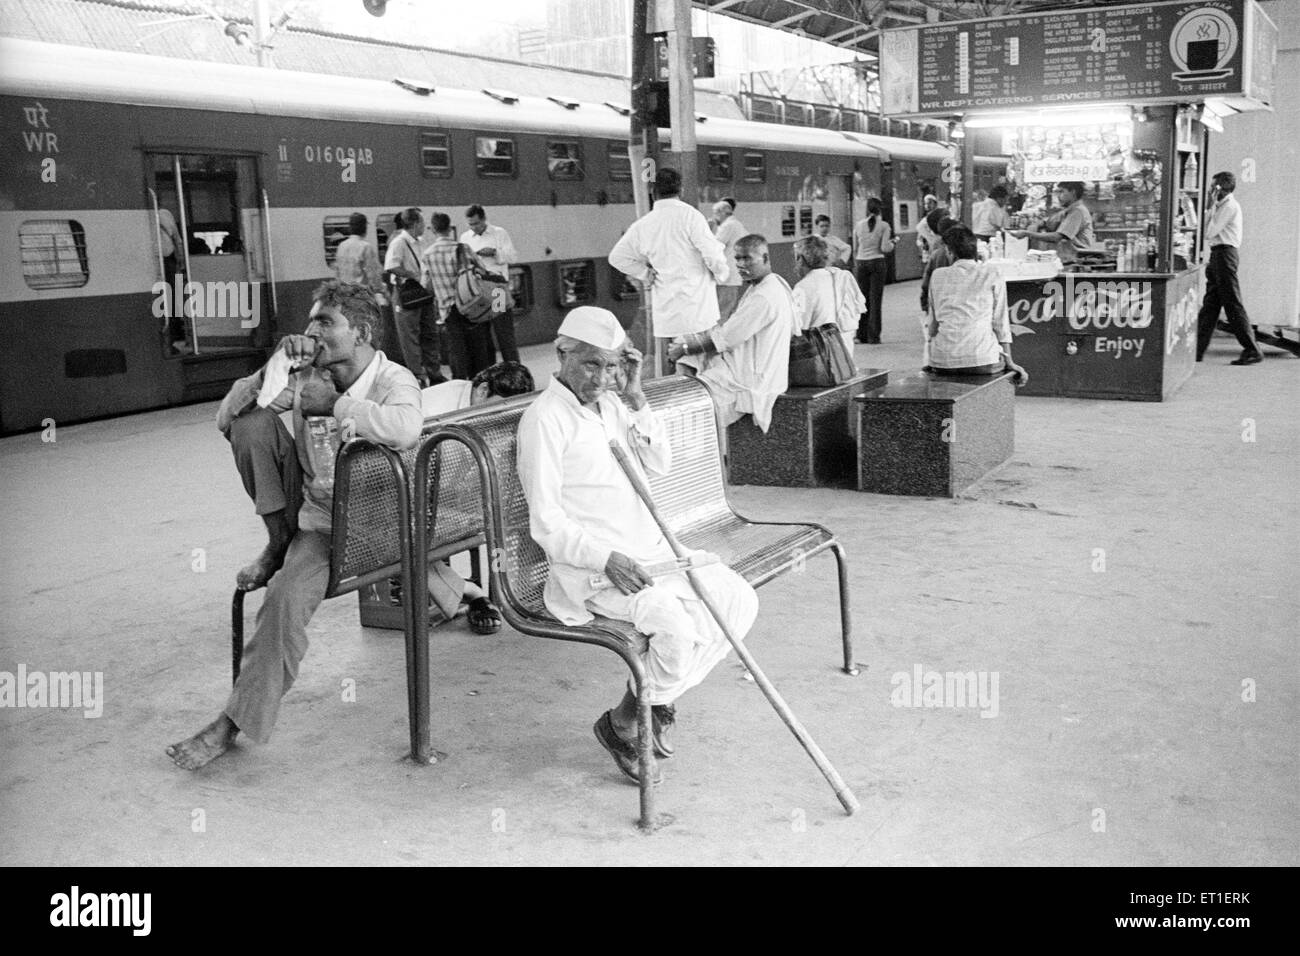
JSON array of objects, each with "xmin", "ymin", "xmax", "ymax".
[{"xmin": 423, "ymin": 213, "xmax": 495, "ymax": 379}]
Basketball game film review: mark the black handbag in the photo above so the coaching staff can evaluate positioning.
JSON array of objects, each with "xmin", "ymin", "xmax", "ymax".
[
  {"xmin": 396, "ymin": 277, "xmax": 432, "ymax": 310},
  {"xmin": 789, "ymin": 324, "xmax": 855, "ymax": 387}
]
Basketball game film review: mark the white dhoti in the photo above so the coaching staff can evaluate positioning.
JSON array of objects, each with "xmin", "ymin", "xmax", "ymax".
[{"xmin": 585, "ymin": 565, "xmax": 758, "ymax": 705}]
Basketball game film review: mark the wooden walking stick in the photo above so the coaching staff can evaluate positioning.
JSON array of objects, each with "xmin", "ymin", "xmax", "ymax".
[{"xmin": 609, "ymin": 441, "xmax": 860, "ymax": 816}]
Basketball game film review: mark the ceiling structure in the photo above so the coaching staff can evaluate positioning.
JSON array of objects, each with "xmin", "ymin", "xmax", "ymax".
[{"xmin": 694, "ymin": 0, "xmax": 1114, "ymax": 59}]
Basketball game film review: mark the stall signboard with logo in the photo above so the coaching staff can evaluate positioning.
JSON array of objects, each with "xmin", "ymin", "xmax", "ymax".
[
  {"xmin": 880, "ymin": 0, "xmax": 1277, "ymax": 117},
  {"xmin": 1021, "ymin": 158, "xmax": 1111, "ymax": 183}
]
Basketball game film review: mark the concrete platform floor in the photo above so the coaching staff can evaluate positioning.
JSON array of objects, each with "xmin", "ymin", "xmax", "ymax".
[{"xmin": 1, "ymin": 280, "xmax": 1296, "ymax": 866}]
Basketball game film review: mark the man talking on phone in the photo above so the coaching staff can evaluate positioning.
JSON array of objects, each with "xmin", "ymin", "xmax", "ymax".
[
  {"xmin": 1196, "ymin": 171, "xmax": 1264, "ymax": 366},
  {"xmin": 517, "ymin": 307, "xmax": 758, "ymax": 785},
  {"xmin": 168, "ymin": 280, "xmax": 466, "ymax": 770}
]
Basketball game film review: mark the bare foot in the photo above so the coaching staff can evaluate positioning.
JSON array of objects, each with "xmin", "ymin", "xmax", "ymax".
[
  {"xmin": 167, "ymin": 715, "xmax": 237, "ymax": 770},
  {"xmin": 237, "ymin": 544, "xmax": 288, "ymax": 591}
]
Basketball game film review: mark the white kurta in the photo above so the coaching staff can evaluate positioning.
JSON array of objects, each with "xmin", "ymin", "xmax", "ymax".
[
  {"xmin": 609, "ymin": 197, "xmax": 729, "ymax": 338},
  {"xmin": 792, "ymin": 267, "xmax": 864, "ymax": 358},
  {"xmin": 714, "ymin": 217, "xmax": 748, "ymax": 287},
  {"xmin": 516, "ymin": 377, "xmax": 756, "ymax": 704},
  {"xmin": 683, "ymin": 273, "xmax": 795, "ymax": 433}
]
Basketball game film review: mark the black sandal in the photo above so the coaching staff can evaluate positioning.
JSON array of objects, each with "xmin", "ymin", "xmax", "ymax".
[{"xmin": 466, "ymin": 597, "xmax": 501, "ymax": 635}]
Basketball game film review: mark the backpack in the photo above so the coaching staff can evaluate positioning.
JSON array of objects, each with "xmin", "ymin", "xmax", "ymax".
[{"xmin": 455, "ymin": 244, "xmax": 512, "ymax": 323}]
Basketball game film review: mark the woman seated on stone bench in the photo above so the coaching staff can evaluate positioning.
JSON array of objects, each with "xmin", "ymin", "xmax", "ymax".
[
  {"xmin": 791, "ymin": 234, "xmax": 864, "ymax": 360},
  {"xmin": 925, "ymin": 224, "xmax": 1029, "ymax": 386}
]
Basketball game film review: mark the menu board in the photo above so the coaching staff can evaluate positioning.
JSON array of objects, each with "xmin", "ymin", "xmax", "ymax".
[{"xmin": 880, "ymin": 0, "xmax": 1276, "ymax": 116}]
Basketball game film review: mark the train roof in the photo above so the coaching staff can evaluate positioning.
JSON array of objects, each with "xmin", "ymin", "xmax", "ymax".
[
  {"xmin": 0, "ymin": 38, "xmax": 898, "ymax": 160},
  {"xmin": 840, "ymin": 131, "xmax": 953, "ymax": 163}
]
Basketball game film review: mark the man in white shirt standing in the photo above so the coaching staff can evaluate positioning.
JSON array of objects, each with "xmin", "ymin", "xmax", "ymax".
[
  {"xmin": 970, "ymin": 185, "xmax": 1010, "ymax": 242},
  {"xmin": 815, "ymin": 215, "xmax": 852, "ymax": 267},
  {"xmin": 609, "ymin": 168, "xmax": 729, "ymax": 357},
  {"xmin": 516, "ymin": 307, "xmax": 757, "ymax": 784},
  {"xmin": 460, "ymin": 204, "xmax": 520, "ymax": 364},
  {"xmin": 669, "ymin": 234, "xmax": 795, "ymax": 433},
  {"xmin": 1196, "ymin": 171, "xmax": 1263, "ymax": 366},
  {"xmin": 916, "ymin": 193, "xmax": 941, "ymax": 266},
  {"xmin": 712, "ymin": 198, "xmax": 747, "ymax": 319}
]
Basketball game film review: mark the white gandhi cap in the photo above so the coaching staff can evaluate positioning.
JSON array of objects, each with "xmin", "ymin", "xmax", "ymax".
[{"xmin": 557, "ymin": 306, "xmax": 628, "ymax": 351}]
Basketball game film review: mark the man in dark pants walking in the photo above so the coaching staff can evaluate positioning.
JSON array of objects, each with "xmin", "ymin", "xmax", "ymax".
[{"xmin": 1196, "ymin": 171, "xmax": 1263, "ymax": 366}]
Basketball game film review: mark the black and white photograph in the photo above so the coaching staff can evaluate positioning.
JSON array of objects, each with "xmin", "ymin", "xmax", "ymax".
[{"xmin": 0, "ymin": 0, "xmax": 1295, "ymax": 899}]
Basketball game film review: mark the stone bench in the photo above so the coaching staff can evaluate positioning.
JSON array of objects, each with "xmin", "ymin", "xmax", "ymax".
[
  {"xmin": 727, "ymin": 369, "xmax": 889, "ymax": 487},
  {"xmin": 854, "ymin": 370, "xmax": 1015, "ymax": 497}
]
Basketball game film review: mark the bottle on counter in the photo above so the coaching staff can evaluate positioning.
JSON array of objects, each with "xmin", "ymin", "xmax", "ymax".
[
  {"xmin": 306, "ymin": 416, "xmax": 339, "ymax": 494},
  {"xmin": 1183, "ymin": 152, "xmax": 1198, "ymax": 191},
  {"xmin": 1145, "ymin": 221, "xmax": 1158, "ymax": 271}
]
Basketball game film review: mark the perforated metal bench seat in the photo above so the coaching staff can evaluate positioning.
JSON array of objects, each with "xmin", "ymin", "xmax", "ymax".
[{"xmin": 413, "ymin": 374, "xmax": 855, "ymax": 828}]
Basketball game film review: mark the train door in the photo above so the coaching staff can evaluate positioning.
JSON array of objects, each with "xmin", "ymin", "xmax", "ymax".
[
  {"xmin": 148, "ymin": 152, "xmax": 271, "ymax": 397},
  {"xmin": 825, "ymin": 174, "xmax": 853, "ymax": 245}
]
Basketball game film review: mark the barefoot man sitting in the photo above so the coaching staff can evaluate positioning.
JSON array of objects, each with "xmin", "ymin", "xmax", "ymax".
[
  {"xmin": 168, "ymin": 279, "xmax": 466, "ymax": 769},
  {"xmin": 516, "ymin": 307, "xmax": 758, "ymax": 783}
]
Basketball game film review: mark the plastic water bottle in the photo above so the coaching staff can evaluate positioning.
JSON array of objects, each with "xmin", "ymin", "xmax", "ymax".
[{"xmin": 306, "ymin": 416, "xmax": 339, "ymax": 494}]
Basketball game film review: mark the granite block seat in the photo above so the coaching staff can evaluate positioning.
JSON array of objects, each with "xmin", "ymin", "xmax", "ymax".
[
  {"xmin": 727, "ymin": 368, "xmax": 888, "ymax": 487},
  {"xmin": 854, "ymin": 370, "xmax": 1015, "ymax": 497}
]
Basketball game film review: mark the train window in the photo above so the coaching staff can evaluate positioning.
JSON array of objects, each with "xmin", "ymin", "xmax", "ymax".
[
  {"xmin": 707, "ymin": 150, "xmax": 733, "ymax": 182},
  {"xmin": 556, "ymin": 260, "xmax": 596, "ymax": 307},
  {"xmin": 509, "ymin": 265, "xmax": 533, "ymax": 313},
  {"xmin": 799, "ymin": 206, "xmax": 813, "ymax": 235},
  {"xmin": 547, "ymin": 140, "xmax": 584, "ymax": 181},
  {"xmin": 20, "ymin": 220, "xmax": 89, "ymax": 289},
  {"xmin": 607, "ymin": 141, "xmax": 632, "ymax": 181},
  {"xmin": 610, "ymin": 263, "xmax": 640, "ymax": 301},
  {"xmin": 781, "ymin": 205, "xmax": 796, "ymax": 238},
  {"xmin": 322, "ymin": 216, "xmax": 352, "ymax": 267},
  {"xmin": 420, "ymin": 131, "xmax": 452, "ymax": 178},
  {"xmin": 475, "ymin": 135, "xmax": 516, "ymax": 178},
  {"xmin": 743, "ymin": 152, "xmax": 765, "ymax": 183}
]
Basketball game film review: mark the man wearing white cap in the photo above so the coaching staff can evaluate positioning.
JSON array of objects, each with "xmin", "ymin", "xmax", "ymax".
[{"xmin": 517, "ymin": 307, "xmax": 758, "ymax": 784}]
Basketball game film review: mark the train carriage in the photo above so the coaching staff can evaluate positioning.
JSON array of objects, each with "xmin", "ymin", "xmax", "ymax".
[{"xmin": 1, "ymin": 38, "xmax": 918, "ymax": 434}]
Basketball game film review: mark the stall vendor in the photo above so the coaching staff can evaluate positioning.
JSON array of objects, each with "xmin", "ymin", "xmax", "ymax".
[{"xmin": 1010, "ymin": 181, "xmax": 1095, "ymax": 262}]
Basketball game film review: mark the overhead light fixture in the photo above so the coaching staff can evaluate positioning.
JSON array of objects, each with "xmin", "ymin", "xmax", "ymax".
[
  {"xmin": 393, "ymin": 77, "xmax": 435, "ymax": 96},
  {"xmin": 1198, "ymin": 100, "xmax": 1228, "ymax": 132},
  {"xmin": 965, "ymin": 107, "xmax": 1132, "ymax": 128},
  {"xmin": 223, "ymin": 21, "xmax": 251, "ymax": 45}
]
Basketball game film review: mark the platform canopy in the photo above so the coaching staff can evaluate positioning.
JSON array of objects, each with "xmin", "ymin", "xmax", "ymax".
[{"xmin": 693, "ymin": 0, "xmax": 1108, "ymax": 58}]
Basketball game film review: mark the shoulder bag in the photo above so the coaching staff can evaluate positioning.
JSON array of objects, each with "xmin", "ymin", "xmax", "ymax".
[
  {"xmin": 388, "ymin": 234, "xmax": 432, "ymax": 310},
  {"xmin": 455, "ymin": 244, "xmax": 512, "ymax": 323},
  {"xmin": 789, "ymin": 324, "xmax": 856, "ymax": 387}
]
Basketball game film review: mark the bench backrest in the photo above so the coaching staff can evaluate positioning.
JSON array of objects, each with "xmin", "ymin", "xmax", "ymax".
[
  {"xmin": 329, "ymin": 412, "xmax": 489, "ymax": 597},
  {"xmin": 330, "ymin": 374, "xmax": 729, "ymax": 605},
  {"xmin": 420, "ymin": 374, "xmax": 728, "ymax": 616}
]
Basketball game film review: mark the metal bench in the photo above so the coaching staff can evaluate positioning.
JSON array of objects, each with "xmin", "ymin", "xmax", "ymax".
[
  {"xmin": 413, "ymin": 374, "xmax": 855, "ymax": 829},
  {"xmin": 230, "ymin": 413, "xmax": 487, "ymax": 763}
]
